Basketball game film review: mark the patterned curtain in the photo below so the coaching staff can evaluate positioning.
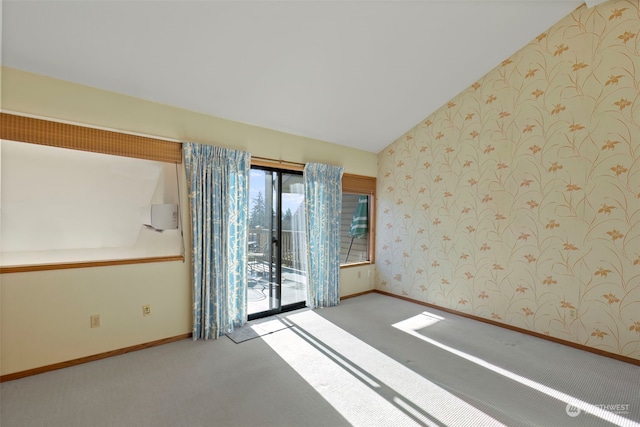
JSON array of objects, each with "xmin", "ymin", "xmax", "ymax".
[
  {"xmin": 183, "ymin": 143, "xmax": 250, "ymax": 340},
  {"xmin": 304, "ymin": 162, "xmax": 344, "ymax": 308}
]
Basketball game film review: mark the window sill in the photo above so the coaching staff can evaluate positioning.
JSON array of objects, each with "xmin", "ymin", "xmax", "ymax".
[
  {"xmin": 0, "ymin": 255, "xmax": 184, "ymax": 273},
  {"xmin": 0, "ymin": 247, "xmax": 185, "ymax": 273},
  {"xmin": 341, "ymin": 261, "xmax": 373, "ymax": 269}
]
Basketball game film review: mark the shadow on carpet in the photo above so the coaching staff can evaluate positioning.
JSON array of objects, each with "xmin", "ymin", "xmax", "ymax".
[{"xmin": 226, "ymin": 316, "xmax": 293, "ymax": 343}]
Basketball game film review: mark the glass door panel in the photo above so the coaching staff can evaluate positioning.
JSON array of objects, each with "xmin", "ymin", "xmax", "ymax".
[
  {"xmin": 248, "ymin": 168, "xmax": 306, "ymax": 319},
  {"xmin": 280, "ymin": 174, "xmax": 307, "ymax": 308}
]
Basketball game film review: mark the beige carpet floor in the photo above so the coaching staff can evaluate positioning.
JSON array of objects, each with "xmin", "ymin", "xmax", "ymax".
[{"xmin": 1, "ymin": 293, "xmax": 639, "ymax": 426}]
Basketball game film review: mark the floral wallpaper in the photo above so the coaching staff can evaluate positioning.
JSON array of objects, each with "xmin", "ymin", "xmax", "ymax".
[{"xmin": 377, "ymin": 0, "xmax": 640, "ymax": 360}]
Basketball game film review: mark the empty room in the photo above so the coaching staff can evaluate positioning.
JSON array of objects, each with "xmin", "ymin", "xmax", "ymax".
[{"xmin": 1, "ymin": 1, "xmax": 639, "ymax": 426}]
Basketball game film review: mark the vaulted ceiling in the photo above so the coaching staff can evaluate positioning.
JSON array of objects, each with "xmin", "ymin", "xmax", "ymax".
[{"xmin": 3, "ymin": 1, "xmax": 593, "ymax": 153}]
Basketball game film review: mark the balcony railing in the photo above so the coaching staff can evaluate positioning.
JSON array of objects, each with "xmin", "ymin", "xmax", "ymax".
[
  {"xmin": 247, "ymin": 227, "xmax": 307, "ymax": 313},
  {"xmin": 248, "ymin": 228, "xmax": 306, "ymax": 271}
]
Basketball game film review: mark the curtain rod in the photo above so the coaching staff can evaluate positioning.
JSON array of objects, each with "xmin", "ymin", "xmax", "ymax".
[{"xmin": 252, "ymin": 155, "xmax": 306, "ymax": 168}]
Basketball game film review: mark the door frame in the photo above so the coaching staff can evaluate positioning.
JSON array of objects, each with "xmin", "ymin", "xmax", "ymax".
[{"xmin": 248, "ymin": 166, "xmax": 307, "ymax": 321}]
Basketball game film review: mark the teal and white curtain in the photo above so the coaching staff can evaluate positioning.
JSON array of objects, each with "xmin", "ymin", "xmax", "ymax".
[
  {"xmin": 304, "ymin": 162, "xmax": 344, "ymax": 308},
  {"xmin": 184, "ymin": 143, "xmax": 250, "ymax": 340}
]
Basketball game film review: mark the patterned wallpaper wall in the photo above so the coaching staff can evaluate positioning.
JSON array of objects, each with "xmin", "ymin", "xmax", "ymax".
[{"xmin": 377, "ymin": 0, "xmax": 640, "ymax": 360}]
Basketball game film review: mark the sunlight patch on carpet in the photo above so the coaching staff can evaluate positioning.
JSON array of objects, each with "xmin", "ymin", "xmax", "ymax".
[
  {"xmin": 262, "ymin": 310, "xmax": 503, "ymax": 427},
  {"xmin": 226, "ymin": 317, "xmax": 292, "ymax": 344},
  {"xmin": 393, "ymin": 312, "xmax": 640, "ymax": 427}
]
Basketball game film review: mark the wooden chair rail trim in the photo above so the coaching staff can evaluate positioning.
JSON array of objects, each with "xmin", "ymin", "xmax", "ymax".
[{"xmin": 0, "ymin": 255, "xmax": 184, "ymax": 274}]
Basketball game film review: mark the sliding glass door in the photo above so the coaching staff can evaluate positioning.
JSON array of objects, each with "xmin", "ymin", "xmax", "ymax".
[{"xmin": 247, "ymin": 167, "xmax": 307, "ymax": 319}]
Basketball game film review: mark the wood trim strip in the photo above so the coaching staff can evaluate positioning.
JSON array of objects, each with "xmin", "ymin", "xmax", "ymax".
[
  {"xmin": 0, "ymin": 255, "xmax": 184, "ymax": 274},
  {"xmin": 0, "ymin": 333, "xmax": 192, "ymax": 382},
  {"xmin": 251, "ymin": 156, "xmax": 305, "ymax": 171},
  {"xmin": 0, "ymin": 113, "xmax": 182, "ymax": 163},
  {"xmin": 374, "ymin": 290, "xmax": 640, "ymax": 366},
  {"xmin": 341, "ymin": 289, "xmax": 375, "ymax": 300},
  {"xmin": 340, "ymin": 262, "xmax": 372, "ymax": 269}
]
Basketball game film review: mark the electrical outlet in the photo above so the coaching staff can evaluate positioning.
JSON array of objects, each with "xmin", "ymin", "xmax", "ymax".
[
  {"xmin": 90, "ymin": 314, "xmax": 100, "ymax": 328},
  {"xmin": 358, "ymin": 271, "xmax": 361, "ymax": 279},
  {"xmin": 142, "ymin": 304, "xmax": 152, "ymax": 317},
  {"xmin": 570, "ymin": 309, "xmax": 576, "ymax": 318}
]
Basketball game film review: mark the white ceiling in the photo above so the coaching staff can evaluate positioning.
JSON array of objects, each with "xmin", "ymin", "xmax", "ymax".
[{"xmin": 2, "ymin": 1, "xmax": 590, "ymax": 153}]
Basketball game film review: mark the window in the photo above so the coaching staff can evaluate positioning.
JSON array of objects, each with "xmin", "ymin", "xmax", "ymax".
[
  {"xmin": 341, "ymin": 174, "xmax": 376, "ymax": 266},
  {"xmin": 341, "ymin": 194, "xmax": 370, "ymax": 264},
  {"xmin": 0, "ymin": 114, "xmax": 183, "ymax": 272}
]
